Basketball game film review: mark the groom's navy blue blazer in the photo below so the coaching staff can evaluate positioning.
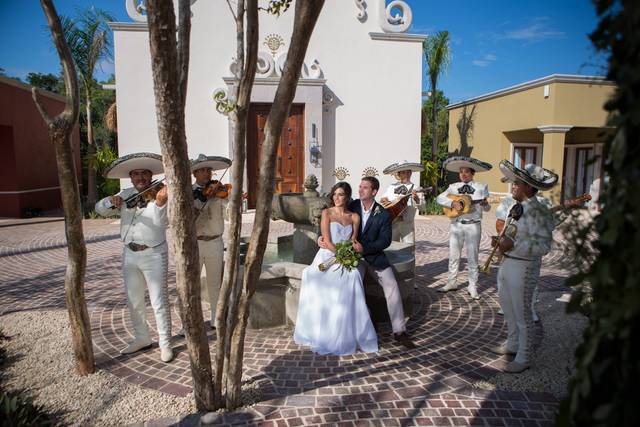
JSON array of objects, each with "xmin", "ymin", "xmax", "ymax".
[{"xmin": 348, "ymin": 199, "xmax": 392, "ymax": 270}]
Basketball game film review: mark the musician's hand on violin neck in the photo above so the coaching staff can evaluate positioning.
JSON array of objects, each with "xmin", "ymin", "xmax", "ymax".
[
  {"xmin": 110, "ymin": 195, "xmax": 124, "ymax": 208},
  {"xmin": 380, "ymin": 197, "xmax": 390, "ymax": 206}
]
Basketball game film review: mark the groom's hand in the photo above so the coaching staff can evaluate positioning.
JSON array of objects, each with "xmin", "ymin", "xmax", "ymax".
[
  {"xmin": 353, "ymin": 242, "xmax": 363, "ymax": 253},
  {"xmin": 318, "ymin": 236, "xmax": 329, "ymax": 249}
]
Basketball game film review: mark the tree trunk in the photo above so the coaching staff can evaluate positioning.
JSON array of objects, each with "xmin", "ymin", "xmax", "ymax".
[
  {"xmin": 225, "ymin": 0, "xmax": 325, "ymax": 409},
  {"xmin": 213, "ymin": 0, "xmax": 259, "ymax": 409},
  {"xmin": 33, "ymin": 0, "xmax": 94, "ymax": 376},
  {"xmin": 431, "ymin": 79, "xmax": 438, "ymax": 161},
  {"xmin": 86, "ymin": 88, "xmax": 97, "ymax": 206},
  {"xmin": 145, "ymin": 0, "xmax": 215, "ymax": 411}
]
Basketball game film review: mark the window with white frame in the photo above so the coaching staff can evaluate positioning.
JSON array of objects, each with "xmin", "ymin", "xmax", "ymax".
[{"xmin": 512, "ymin": 145, "xmax": 539, "ymax": 168}]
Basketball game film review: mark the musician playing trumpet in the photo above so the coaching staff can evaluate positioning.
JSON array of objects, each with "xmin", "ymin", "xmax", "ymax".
[
  {"xmin": 380, "ymin": 161, "xmax": 425, "ymax": 244},
  {"xmin": 95, "ymin": 152, "xmax": 174, "ymax": 363},
  {"xmin": 491, "ymin": 160, "xmax": 556, "ymax": 373},
  {"xmin": 436, "ymin": 156, "xmax": 493, "ymax": 299}
]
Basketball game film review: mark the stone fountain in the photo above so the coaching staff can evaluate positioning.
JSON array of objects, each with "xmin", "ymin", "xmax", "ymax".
[{"xmin": 244, "ymin": 175, "xmax": 416, "ymax": 329}]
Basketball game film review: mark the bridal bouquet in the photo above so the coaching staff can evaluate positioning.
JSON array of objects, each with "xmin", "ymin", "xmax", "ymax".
[{"xmin": 319, "ymin": 240, "xmax": 362, "ymax": 272}]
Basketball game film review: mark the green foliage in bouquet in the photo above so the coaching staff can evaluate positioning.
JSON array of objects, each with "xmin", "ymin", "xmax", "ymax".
[{"xmin": 319, "ymin": 240, "xmax": 362, "ymax": 273}]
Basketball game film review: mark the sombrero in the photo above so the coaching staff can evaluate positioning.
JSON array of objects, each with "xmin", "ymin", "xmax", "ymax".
[
  {"xmin": 499, "ymin": 160, "xmax": 558, "ymax": 190},
  {"xmin": 383, "ymin": 160, "xmax": 424, "ymax": 175},
  {"xmin": 104, "ymin": 152, "xmax": 163, "ymax": 179},
  {"xmin": 190, "ymin": 154, "xmax": 232, "ymax": 172},
  {"xmin": 443, "ymin": 156, "xmax": 492, "ymax": 173}
]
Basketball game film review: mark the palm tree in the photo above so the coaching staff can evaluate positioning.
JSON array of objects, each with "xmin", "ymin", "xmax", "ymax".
[
  {"xmin": 423, "ymin": 31, "xmax": 451, "ymax": 161},
  {"xmin": 62, "ymin": 7, "xmax": 114, "ymax": 206}
]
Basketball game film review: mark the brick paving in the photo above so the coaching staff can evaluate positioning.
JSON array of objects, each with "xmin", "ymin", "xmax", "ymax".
[{"xmin": 0, "ymin": 214, "xmax": 573, "ymax": 426}]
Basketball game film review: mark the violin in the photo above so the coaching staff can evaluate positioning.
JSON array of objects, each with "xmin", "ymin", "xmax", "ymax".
[
  {"xmin": 194, "ymin": 180, "xmax": 232, "ymax": 202},
  {"xmin": 125, "ymin": 181, "xmax": 166, "ymax": 209}
]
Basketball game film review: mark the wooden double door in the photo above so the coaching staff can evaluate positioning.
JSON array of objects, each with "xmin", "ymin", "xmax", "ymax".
[{"xmin": 246, "ymin": 103, "xmax": 305, "ymax": 209}]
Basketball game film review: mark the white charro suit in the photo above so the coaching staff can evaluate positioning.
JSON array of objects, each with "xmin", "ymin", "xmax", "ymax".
[
  {"xmin": 497, "ymin": 197, "xmax": 553, "ymax": 365},
  {"xmin": 193, "ymin": 183, "xmax": 227, "ymax": 327},
  {"xmin": 437, "ymin": 181, "xmax": 490, "ymax": 294},
  {"xmin": 95, "ymin": 187, "xmax": 172, "ymax": 349}
]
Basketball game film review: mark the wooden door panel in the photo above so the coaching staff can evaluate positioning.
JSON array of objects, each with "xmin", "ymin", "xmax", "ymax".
[{"xmin": 247, "ymin": 104, "xmax": 304, "ymax": 209}]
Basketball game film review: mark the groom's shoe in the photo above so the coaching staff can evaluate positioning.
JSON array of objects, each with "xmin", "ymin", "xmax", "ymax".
[
  {"xmin": 438, "ymin": 283, "xmax": 458, "ymax": 293},
  {"xmin": 394, "ymin": 332, "xmax": 417, "ymax": 350}
]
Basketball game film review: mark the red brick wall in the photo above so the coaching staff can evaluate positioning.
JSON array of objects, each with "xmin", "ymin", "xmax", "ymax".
[{"xmin": 0, "ymin": 78, "xmax": 81, "ymax": 217}]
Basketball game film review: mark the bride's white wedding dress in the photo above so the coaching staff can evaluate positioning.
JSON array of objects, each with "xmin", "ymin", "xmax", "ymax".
[{"xmin": 294, "ymin": 222, "xmax": 378, "ymax": 355}]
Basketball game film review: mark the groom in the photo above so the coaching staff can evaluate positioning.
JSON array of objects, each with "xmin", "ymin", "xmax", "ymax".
[{"xmin": 320, "ymin": 176, "xmax": 416, "ymax": 349}]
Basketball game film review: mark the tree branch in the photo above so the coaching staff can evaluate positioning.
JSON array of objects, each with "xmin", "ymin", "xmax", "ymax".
[
  {"xmin": 40, "ymin": 0, "xmax": 79, "ymax": 124},
  {"xmin": 225, "ymin": 0, "xmax": 237, "ymax": 21},
  {"xmin": 31, "ymin": 87, "xmax": 53, "ymax": 126},
  {"xmin": 178, "ymin": 0, "xmax": 192, "ymax": 111}
]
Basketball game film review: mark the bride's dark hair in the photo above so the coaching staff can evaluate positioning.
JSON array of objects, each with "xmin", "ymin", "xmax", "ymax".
[{"xmin": 328, "ymin": 182, "xmax": 352, "ymax": 207}]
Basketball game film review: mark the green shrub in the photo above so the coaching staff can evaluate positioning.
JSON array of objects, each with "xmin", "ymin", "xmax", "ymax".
[{"xmin": 0, "ymin": 392, "xmax": 55, "ymax": 427}]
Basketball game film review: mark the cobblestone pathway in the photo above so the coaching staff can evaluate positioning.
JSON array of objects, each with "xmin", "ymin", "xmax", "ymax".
[{"xmin": 0, "ymin": 214, "xmax": 571, "ymax": 426}]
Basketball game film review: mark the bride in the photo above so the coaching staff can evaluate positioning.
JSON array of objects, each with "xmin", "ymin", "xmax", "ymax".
[{"xmin": 294, "ymin": 182, "xmax": 378, "ymax": 355}]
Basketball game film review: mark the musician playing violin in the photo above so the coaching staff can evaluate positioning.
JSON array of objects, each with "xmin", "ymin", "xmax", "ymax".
[
  {"xmin": 94, "ymin": 153, "xmax": 174, "ymax": 363},
  {"xmin": 180, "ymin": 154, "xmax": 232, "ymax": 335},
  {"xmin": 436, "ymin": 156, "xmax": 493, "ymax": 300}
]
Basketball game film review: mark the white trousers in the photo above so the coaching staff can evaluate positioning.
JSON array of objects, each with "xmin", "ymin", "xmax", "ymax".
[
  {"xmin": 359, "ymin": 262, "xmax": 406, "ymax": 334},
  {"xmin": 198, "ymin": 238, "xmax": 224, "ymax": 327},
  {"xmin": 392, "ymin": 207, "xmax": 416, "ymax": 244},
  {"xmin": 497, "ymin": 257, "xmax": 536, "ymax": 365},
  {"xmin": 122, "ymin": 242, "xmax": 171, "ymax": 348},
  {"xmin": 447, "ymin": 221, "xmax": 481, "ymax": 290}
]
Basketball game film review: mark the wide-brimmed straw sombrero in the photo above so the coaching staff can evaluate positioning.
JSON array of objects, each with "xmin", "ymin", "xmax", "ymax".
[
  {"xmin": 443, "ymin": 156, "xmax": 492, "ymax": 173},
  {"xmin": 499, "ymin": 160, "xmax": 558, "ymax": 190},
  {"xmin": 190, "ymin": 154, "xmax": 232, "ymax": 172},
  {"xmin": 104, "ymin": 152, "xmax": 164, "ymax": 179},
  {"xmin": 383, "ymin": 160, "xmax": 424, "ymax": 175}
]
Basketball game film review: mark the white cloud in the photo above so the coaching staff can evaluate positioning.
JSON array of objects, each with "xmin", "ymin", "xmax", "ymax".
[
  {"xmin": 477, "ymin": 17, "xmax": 566, "ymax": 45},
  {"xmin": 472, "ymin": 53, "xmax": 498, "ymax": 67}
]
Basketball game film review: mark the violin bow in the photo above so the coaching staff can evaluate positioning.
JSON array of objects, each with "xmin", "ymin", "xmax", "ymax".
[{"xmin": 123, "ymin": 177, "xmax": 166, "ymax": 204}]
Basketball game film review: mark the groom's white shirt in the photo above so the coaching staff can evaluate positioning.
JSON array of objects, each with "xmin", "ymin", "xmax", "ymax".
[{"xmin": 360, "ymin": 200, "xmax": 373, "ymax": 230}]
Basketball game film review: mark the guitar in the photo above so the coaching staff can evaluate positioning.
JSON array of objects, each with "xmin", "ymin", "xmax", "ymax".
[
  {"xmin": 442, "ymin": 194, "xmax": 498, "ymax": 219},
  {"xmin": 382, "ymin": 187, "xmax": 432, "ymax": 223},
  {"xmin": 495, "ymin": 193, "xmax": 592, "ymax": 233}
]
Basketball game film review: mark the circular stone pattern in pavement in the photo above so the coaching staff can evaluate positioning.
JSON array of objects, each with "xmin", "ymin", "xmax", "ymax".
[{"xmin": 0, "ymin": 215, "xmax": 568, "ymax": 425}]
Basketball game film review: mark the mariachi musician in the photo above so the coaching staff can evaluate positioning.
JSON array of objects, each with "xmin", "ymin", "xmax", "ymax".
[
  {"xmin": 380, "ymin": 161, "xmax": 425, "ymax": 244},
  {"xmin": 182, "ymin": 154, "xmax": 232, "ymax": 333},
  {"xmin": 436, "ymin": 156, "xmax": 493, "ymax": 300},
  {"xmin": 95, "ymin": 153, "xmax": 174, "ymax": 363},
  {"xmin": 495, "ymin": 165, "xmax": 589, "ymax": 322},
  {"xmin": 491, "ymin": 160, "xmax": 556, "ymax": 373}
]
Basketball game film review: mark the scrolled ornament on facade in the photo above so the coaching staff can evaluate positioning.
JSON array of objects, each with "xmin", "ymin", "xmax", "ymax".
[
  {"xmin": 354, "ymin": 0, "xmax": 367, "ymax": 21},
  {"xmin": 378, "ymin": 0, "xmax": 412, "ymax": 33},
  {"xmin": 256, "ymin": 51, "xmax": 276, "ymax": 77},
  {"xmin": 212, "ymin": 88, "xmax": 236, "ymax": 115},
  {"xmin": 126, "ymin": 0, "xmax": 198, "ymax": 23}
]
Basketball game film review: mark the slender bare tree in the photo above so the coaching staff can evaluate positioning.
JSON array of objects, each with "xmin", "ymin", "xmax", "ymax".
[
  {"xmin": 225, "ymin": 0, "xmax": 325, "ymax": 409},
  {"xmin": 32, "ymin": 0, "xmax": 94, "ymax": 375},
  {"xmin": 213, "ymin": 0, "xmax": 259, "ymax": 408},
  {"xmin": 145, "ymin": 0, "xmax": 214, "ymax": 411}
]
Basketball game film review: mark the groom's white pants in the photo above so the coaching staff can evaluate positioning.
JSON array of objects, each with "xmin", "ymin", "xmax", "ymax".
[{"xmin": 359, "ymin": 261, "xmax": 406, "ymax": 334}]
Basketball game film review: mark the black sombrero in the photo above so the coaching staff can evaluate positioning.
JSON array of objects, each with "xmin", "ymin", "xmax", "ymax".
[
  {"xmin": 190, "ymin": 154, "xmax": 232, "ymax": 172},
  {"xmin": 443, "ymin": 156, "xmax": 492, "ymax": 173},
  {"xmin": 499, "ymin": 160, "xmax": 558, "ymax": 190},
  {"xmin": 104, "ymin": 152, "xmax": 164, "ymax": 179},
  {"xmin": 383, "ymin": 160, "xmax": 424, "ymax": 175}
]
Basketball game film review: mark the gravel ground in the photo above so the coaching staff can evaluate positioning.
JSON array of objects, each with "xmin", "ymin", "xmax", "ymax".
[
  {"xmin": 473, "ymin": 290, "xmax": 588, "ymax": 398},
  {"xmin": 0, "ymin": 310, "xmax": 196, "ymax": 426}
]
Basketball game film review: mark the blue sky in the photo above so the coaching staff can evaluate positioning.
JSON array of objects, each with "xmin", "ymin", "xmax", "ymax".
[{"xmin": 0, "ymin": 0, "xmax": 605, "ymax": 104}]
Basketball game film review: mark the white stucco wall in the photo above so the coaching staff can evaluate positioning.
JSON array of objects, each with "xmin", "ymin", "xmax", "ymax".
[{"xmin": 112, "ymin": 0, "xmax": 424, "ymax": 195}]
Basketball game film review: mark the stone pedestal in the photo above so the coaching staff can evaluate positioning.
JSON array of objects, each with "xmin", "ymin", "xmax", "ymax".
[{"xmin": 292, "ymin": 224, "xmax": 321, "ymax": 265}]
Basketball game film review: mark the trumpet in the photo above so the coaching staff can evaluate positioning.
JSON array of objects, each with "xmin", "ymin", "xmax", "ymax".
[{"xmin": 479, "ymin": 203, "xmax": 521, "ymax": 274}]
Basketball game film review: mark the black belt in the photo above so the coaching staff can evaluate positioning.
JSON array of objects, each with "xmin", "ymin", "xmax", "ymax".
[
  {"xmin": 503, "ymin": 253, "xmax": 532, "ymax": 262},
  {"xmin": 127, "ymin": 242, "xmax": 149, "ymax": 252},
  {"xmin": 459, "ymin": 219, "xmax": 480, "ymax": 224}
]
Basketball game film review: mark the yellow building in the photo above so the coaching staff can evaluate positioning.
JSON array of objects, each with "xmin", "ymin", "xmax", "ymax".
[{"xmin": 446, "ymin": 74, "xmax": 615, "ymax": 204}]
